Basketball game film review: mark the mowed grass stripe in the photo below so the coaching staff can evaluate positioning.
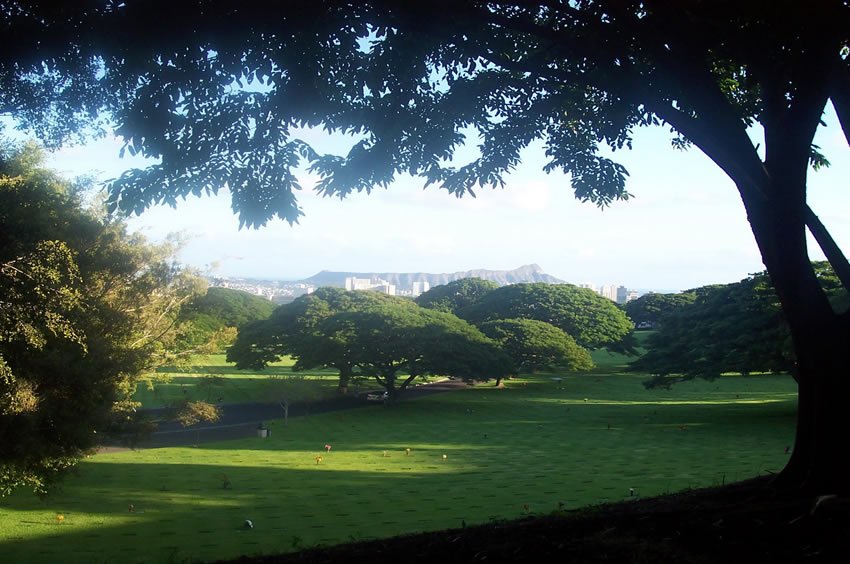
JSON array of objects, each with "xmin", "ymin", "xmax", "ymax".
[{"xmin": 0, "ymin": 371, "xmax": 795, "ymax": 563}]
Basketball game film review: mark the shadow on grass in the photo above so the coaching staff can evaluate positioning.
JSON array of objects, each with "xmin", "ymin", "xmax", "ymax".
[
  {"xmin": 1, "ymin": 461, "xmax": 463, "ymax": 563},
  {"xmin": 5, "ymin": 372, "xmax": 799, "ymax": 562}
]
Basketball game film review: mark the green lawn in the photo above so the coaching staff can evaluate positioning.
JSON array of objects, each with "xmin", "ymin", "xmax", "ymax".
[
  {"xmin": 133, "ymin": 355, "xmax": 344, "ymax": 408},
  {"xmin": 0, "ymin": 370, "xmax": 796, "ymax": 563},
  {"xmin": 134, "ymin": 354, "xmax": 448, "ymax": 409}
]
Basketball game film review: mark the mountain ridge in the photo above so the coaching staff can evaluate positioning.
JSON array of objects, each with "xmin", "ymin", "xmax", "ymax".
[{"xmin": 299, "ymin": 264, "xmax": 566, "ymax": 288}]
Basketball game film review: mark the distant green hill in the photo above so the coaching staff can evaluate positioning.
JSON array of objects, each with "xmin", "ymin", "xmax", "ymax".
[{"xmin": 179, "ymin": 287, "xmax": 276, "ymax": 349}]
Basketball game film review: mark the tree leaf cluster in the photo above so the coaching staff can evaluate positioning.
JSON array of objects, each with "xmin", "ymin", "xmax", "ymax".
[
  {"xmin": 0, "ymin": 142, "xmax": 204, "ymax": 495},
  {"xmin": 622, "ymin": 292, "xmax": 698, "ymax": 327},
  {"xmin": 175, "ymin": 287, "xmax": 276, "ymax": 353},
  {"xmin": 633, "ymin": 263, "xmax": 848, "ymax": 388},
  {"xmin": 228, "ymin": 287, "xmax": 511, "ymax": 397},
  {"xmin": 416, "ymin": 279, "xmax": 633, "ymax": 377},
  {"xmin": 457, "ymin": 282, "xmax": 633, "ymax": 349}
]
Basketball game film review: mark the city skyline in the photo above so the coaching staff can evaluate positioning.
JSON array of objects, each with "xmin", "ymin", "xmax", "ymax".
[
  {"xmin": 209, "ymin": 270, "xmax": 643, "ymax": 307},
  {"xmin": 13, "ymin": 102, "xmax": 848, "ymax": 293}
]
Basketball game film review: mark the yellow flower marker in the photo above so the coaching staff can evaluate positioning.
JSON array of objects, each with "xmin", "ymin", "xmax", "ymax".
[
  {"xmin": 442, "ymin": 454, "xmax": 448, "ymax": 461},
  {"xmin": 55, "ymin": 514, "xmax": 65, "ymax": 524},
  {"xmin": 315, "ymin": 455, "xmax": 323, "ymax": 465},
  {"xmin": 405, "ymin": 448, "xmax": 411, "ymax": 456}
]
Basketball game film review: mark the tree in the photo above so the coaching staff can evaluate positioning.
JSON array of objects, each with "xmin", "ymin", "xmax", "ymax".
[
  {"xmin": 415, "ymin": 278, "xmax": 499, "ymax": 314},
  {"xmin": 177, "ymin": 287, "xmax": 275, "ymax": 352},
  {"xmin": 230, "ymin": 288, "xmax": 510, "ymax": 398},
  {"xmin": 634, "ymin": 263, "xmax": 847, "ymax": 388},
  {"xmin": 622, "ymin": 292, "xmax": 697, "ymax": 328},
  {"xmin": 633, "ymin": 279, "xmax": 791, "ymax": 387},
  {"xmin": 182, "ymin": 287, "xmax": 275, "ymax": 329},
  {"xmin": 320, "ymin": 298, "xmax": 510, "ymax": 399},
  {"xmin": 0, "ymin": 142, "xmax": 203, "ymax": 495},
  {"xmin": 478, "ymin": 318, "xmax": 593, "ymax": 386},
  {"xmin": 3, "ymin": 1, "xmax": 850, "ymax": 491},
  {"xmin": 228, "ymin": 287, "xmax": 391, "ymax": 393},
  {"xmin": 172, "ymin": 399, "xmax": 221, "ymax": 446},
  {"xmin": 459, "ymin": 283, "xmax": 633, "ymax": 350}
]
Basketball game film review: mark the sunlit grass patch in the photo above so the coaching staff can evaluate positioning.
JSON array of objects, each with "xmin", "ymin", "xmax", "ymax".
[
  {"xmin": 1, "ymin": 371, "xmax": 796, "ymax": 562},
  {"xmin": 133, "ymin": 354, "xmax": 343, "ymax": 408}
]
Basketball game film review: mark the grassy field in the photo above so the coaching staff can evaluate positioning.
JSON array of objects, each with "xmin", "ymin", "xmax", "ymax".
[
  {"xmin": 0, "ymin": 360, "xmax": 796, "ymax": 563},
  {"xmin": 133, "ymin": 355, "xmax": 443, "ymax": 409}
]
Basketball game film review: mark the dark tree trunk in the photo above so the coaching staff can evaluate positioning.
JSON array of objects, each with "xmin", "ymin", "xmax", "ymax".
[
  {"xmin": 739, "ymin": 168, "xmax": 850, "ymax": 494},
  {"xmin": 644, "ymin": 20, "xmax": 847, "ymax": 494},
  {"xmin": 780, "ymin": 317, "xmax": 850, "ymax": 492},
  {"xmin": 337, "ymin": 367, "xmax": 351, "ymax": 395}
]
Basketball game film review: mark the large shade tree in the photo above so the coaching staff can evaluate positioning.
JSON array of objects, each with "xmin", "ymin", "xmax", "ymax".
[
  {"xmin": 460, "ymin": 283, "xmax": 633, "ymax": 350},
  {"xmin": 2, "ymin": 1, "xmax": 850, "ymax": 491},
  {"xmin": 228, "ymin": 288, "xmax": 510, "ymax": 398},
  {"xmin": 478, "ymin": 318, "xmax": 593, "ymax": 386},
  {"xmin": 0, "ymin": 143, "xmax": 203, "ymax": 494},
  {"xmin": 415, "ymin": 278, "xmax": 499, "ymax": 315},
  {"xmin": 323, "ymin": 300, "xmax": 510, "ymax": 399},
  {"xmin": 622, "ymin": 292, "xmax": 697, "ymax": 328},
  {"xmin": 227, "ymin": 287, "xmax": 395, "ymax": 393},
  {"xmin": 634, "ymin": 263, "xmax": 847, "ymax": 388}
]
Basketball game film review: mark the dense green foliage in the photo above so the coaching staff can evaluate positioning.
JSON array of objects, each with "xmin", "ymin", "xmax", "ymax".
[
  {"xmin": 634, "ymin": 264, "xmax": 848, "ymax": 387},
  {"xmin": 415, "ymin": 278, "xmax": 498, "ymax": 314},
  {"xmin": 183, "ymin": 287, "xmax": 275, "ymax": 329},
  {"xmin": 228, "ymin": 288, "xmax": 384, "ymax": 390},
  {"xmin": 0, "ymin": 143, "xmax": 203, "ymax": 495},
  {"xmin": 3, "ymin": 1, "xmax": 850, "ymax": 490},
  {"xmin": 460, "ymin": 283, "xmax": 633, "ymax": 350},
  {"xmin": 1, "ymin": 3, "xmax": 844, "ymax": 229},
  {"xmin": 478, "ymin": 318, "xmax": 593, "ymax": 382},
  {"xmin": 622, "ymin": 292, "xmax": 697, "ymax": 327},
  {"xmin": 177, "ymin": 287, "xmax": 275, "ymax": 351},
  {"xmin": 229, "ymin": 288, "xmax": 510, "ymax": 396}
]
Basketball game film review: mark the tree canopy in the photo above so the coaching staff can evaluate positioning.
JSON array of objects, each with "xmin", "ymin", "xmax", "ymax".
[
  {"xmin": 228, "ymin": 287, "xmax": 510, "ymax": 396},
  {"xmin": 634, "ymin": 263, "xmax": 848, "ymax": 388},
  {"xmin": 414, "ymin": 278, "xmax": 499, "ymax": 314},
  {"xmin": 4, "ymin": 0, "xmax": 850, "ymax": 490},
  {"xmin": 323, "ymin": 299, "xmax": 510, "ymax": 397},
  {"xmin": 478, "ymin": 318, "xmax": 593, "ymax": 384},
  {"xmin": 622, "ymin": 292, "xmax": 697, "ymax": 328},
  {"xmin": 178, "ymin": 287, "xmax": 275, "ymax": 351},
  {"xmin": 228, "ymin": 287, "xmax": 389, "ymax": 392},
  {"xmin": 459, "ymin": 283, "xmax": 633, "ymax": 350},
  {"xmin": 0, "ymin": 142, "xmax": 203, "ymax": 495}
]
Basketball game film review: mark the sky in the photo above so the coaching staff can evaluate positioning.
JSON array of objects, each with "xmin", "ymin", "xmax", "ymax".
[{"xmin": 33, "ymin": 105, "xmax": 850, "ymax": 293}]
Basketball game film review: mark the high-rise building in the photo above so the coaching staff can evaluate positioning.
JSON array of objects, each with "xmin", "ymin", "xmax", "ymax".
[
  {"xmin": 344, "ymin": 276, "xmax": 373, "ymax": 291},
  {"xmin": 345, "ymin": 276, "xmax": 397, "ymax": 295},
  {"xmin": 616, "ymin": 286, "xmax": 629, "ymax": 304},
  {"xmin": 411, "ymin": 281, "xmax": 431, "ymax": 297},
  {"xmin": 600, "ymin": 284, "xmax": 618, "ymax": 301}
]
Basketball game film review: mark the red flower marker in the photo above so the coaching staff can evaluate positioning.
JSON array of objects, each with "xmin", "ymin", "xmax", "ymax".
[{"xmin": 324, "ymin": 444, "xmax": 332, "ymax": 452}]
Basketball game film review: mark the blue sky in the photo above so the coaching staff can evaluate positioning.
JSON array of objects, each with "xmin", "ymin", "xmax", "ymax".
[{"xmin": 37, "ymin": 105, "xmax": 850, "ymax": 292}]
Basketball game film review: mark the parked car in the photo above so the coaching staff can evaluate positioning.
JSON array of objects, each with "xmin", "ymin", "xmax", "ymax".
[{"xmin": 366, "ymin": 391, "xmax": 388, "ymax": 402}]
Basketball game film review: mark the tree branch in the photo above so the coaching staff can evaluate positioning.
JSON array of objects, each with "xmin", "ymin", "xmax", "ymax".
[
  {"xmin": 399, "ymin": 373, "xmax": 418, "ymax": 390},
  {"xmin": 805, "ymin": 205, "xmax": 850, "ymax": 295},
  {"xmin": 830, "ymin": 56, "xmax": 850, "ymax": 147}
]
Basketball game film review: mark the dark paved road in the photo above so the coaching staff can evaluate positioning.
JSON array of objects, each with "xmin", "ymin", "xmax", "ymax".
[{"xmin": 100, "ymin": 379, "xmax": 469, "ymax": 449}]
